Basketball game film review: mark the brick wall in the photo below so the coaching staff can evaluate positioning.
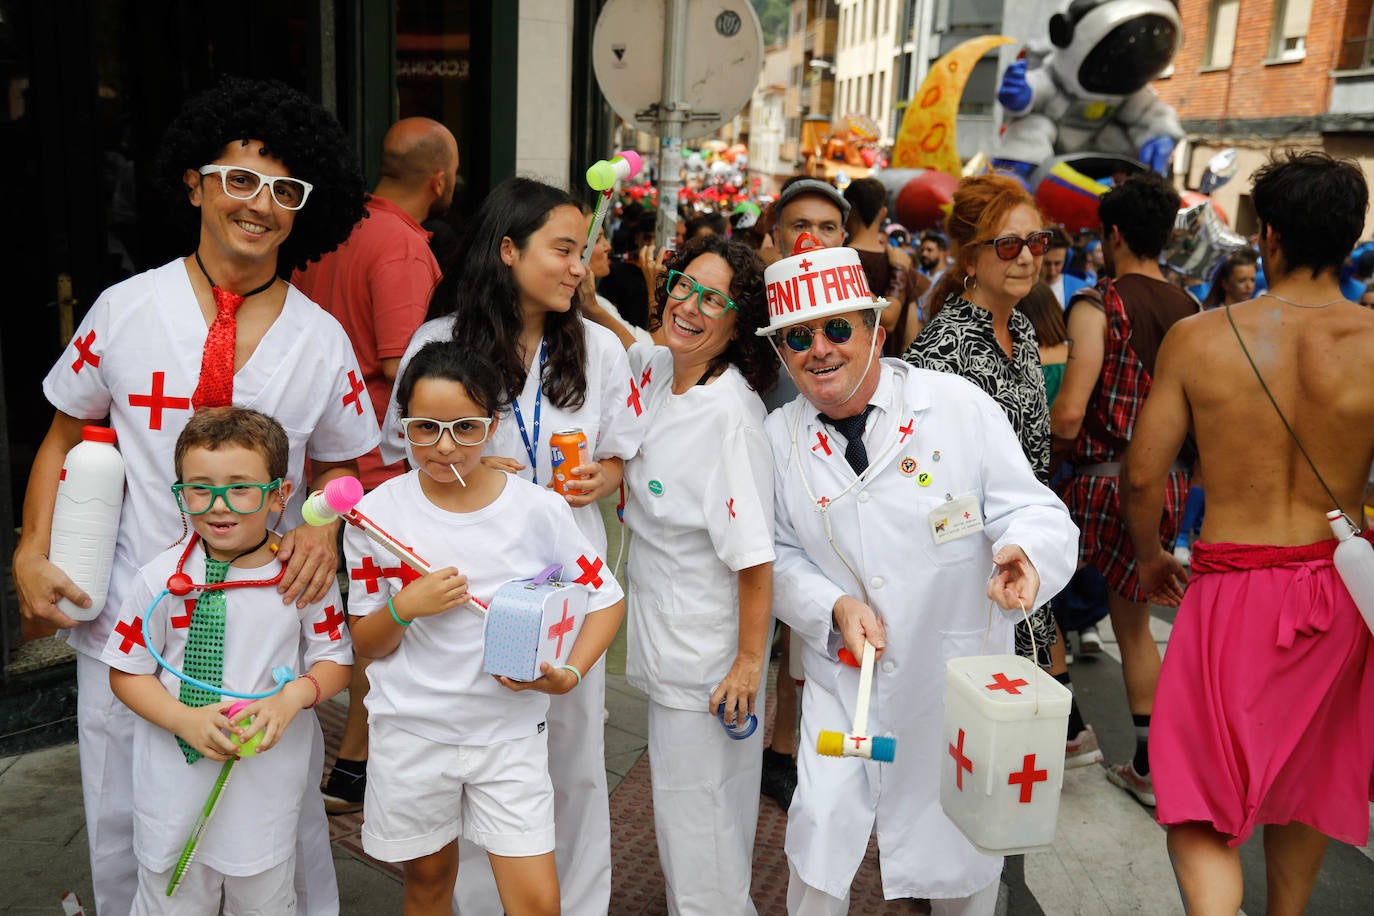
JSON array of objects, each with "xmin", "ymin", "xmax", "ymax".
[{"xmin": 1155, "ymin": 0, "xmax": 1353, "ymax": 121}]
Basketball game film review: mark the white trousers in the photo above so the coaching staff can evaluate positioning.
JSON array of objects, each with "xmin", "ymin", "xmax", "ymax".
[
  {"xmin": 786, "ymin": 862, "xmax": 999, "ymax": 916},
  {"xmin": 76, "ymin": 653, "xmax": 338, "ymax": 916},
  {"xmin": 648, "ymin": 700, "xmax": 762, "ymax": 916},
  {"xmin": 453, "ymin": 659, "xmax": 612, "ymax": 915},
  {"xmin": 132, "ymin": 856, "xmax": 295, "ymax": 915}
]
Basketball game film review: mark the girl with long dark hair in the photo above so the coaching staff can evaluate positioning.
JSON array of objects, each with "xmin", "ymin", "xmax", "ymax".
[{"xmin": 383, "ymin": 176, "xmax": 641, "ymax": 915}]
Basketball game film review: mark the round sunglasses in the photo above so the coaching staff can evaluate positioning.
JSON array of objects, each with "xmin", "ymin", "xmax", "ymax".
[
  {"xmin": 780, "ymin": 317, "xmax": 854, "ymax": 353},
  {"xmin": 985, "ymin": 230, "xmax": 1054, "ymax": 261}
]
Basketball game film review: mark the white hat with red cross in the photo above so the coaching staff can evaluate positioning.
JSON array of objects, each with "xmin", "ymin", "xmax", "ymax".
[{"xmin": 756, "ymin": 233, "xmax": 887, "ymax": 337}]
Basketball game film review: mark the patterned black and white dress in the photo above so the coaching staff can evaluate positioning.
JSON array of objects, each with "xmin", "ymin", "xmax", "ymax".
[{"xmin": 903, "ymin": 293, "xmax": 1058, "ymax": 662}]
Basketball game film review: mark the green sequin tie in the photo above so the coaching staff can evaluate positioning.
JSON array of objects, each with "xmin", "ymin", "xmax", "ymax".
[{"xmin": 177, "ymin": 556, "xmax": 230, "ymax": 764}]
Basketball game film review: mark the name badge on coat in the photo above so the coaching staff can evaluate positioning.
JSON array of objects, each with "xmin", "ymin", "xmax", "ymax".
[{"xmin": 930, "ymin": 495, "xmax": 984, "ymax": 545}]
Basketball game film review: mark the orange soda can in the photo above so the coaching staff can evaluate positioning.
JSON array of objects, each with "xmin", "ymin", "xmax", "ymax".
[{"xmin": 550, "ymin": 428, "xmax": 589, "ymax": 496}]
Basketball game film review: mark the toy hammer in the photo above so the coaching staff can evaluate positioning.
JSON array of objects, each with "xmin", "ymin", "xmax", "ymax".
[
  {"xmin": 303, "ymin": 476, "xmax": 486, "ymax": 615},
  {"xmin": 583, "ymin": 150, "xmax": 643, "ymax": 266},
  {"xmin": 816, "ymin": 642, "xmax": 896, "ymax": 763}
]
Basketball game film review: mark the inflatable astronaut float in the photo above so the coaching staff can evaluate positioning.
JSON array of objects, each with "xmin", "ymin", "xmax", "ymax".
[{"xmin": 993, "ymin": 0, "xmax": 1185, "ymax": 179}]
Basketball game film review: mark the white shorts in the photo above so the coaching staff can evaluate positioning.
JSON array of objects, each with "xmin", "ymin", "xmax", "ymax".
[
  {"xmin": 132, "ymin": 856, "xmax": 295, "ymax": 915},
  {"xmin": 361, "ymin": 718, "xmax": 555, "ymax": 863}
]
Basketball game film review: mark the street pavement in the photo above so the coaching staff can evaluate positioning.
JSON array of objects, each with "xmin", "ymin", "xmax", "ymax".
[{"xmin": 3, "ymin": 579, "xmax": 1373, "ymax": 912}]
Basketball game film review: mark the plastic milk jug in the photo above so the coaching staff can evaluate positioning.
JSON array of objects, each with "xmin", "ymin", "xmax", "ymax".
[
  {"xmin": 1328, "ymin": 509, "xmax": 1374, "ymax": 635},
  {"xmin": 50, "ymin": 426, "xmax": 125, "ymax": 621}
]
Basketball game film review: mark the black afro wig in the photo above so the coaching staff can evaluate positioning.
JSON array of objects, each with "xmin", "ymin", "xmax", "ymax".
[{"xmin": 154, "ymin": 76, "xmax": 367, "ymax": 273}]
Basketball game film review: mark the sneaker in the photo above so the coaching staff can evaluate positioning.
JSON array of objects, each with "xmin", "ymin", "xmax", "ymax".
[
  {"xmin": 1078, "ymin": 625, "xmax": 1103, "ymax": 655},
  {"xmin": 321, "ymin": 761, "xmax": 366, "ymax": 815},
  {"xmin": 1173, "ymin": 542, "xmax": 1192, "ymax": 566},
  {"xmin": 1104, "ymin": 760, "xmax": 1156, "ymax": 806},
  {"xmin": 1065, "ymin": 725, "xmax": 1104, "ymax": 768},
  {"xmin": 760, "ymin": 747, "xmax": 797, "ymax": 811}
]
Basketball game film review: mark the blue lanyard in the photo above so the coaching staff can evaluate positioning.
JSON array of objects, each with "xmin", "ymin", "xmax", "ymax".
[{"xmin": 511, "ymin": 339, "xmax": 546, "ymax": 484}]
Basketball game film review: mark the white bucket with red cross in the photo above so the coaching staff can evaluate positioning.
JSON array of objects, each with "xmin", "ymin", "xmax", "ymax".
[{"xmin": 940, "ymin": 653, "xmax": 1071, "ymax": 855}]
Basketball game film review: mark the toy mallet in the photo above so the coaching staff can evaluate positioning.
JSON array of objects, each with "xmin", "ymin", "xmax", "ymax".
[
  {"xmin": 302, "ymin": 476, "xmax": 486, "ymax": 615},
  {"xmin": 583, "ymin": 150, "xmax": 643, "ymax": 265},
  {"xmin": 167, "ymin": 700, "xmax": 263, "ymax": 895},
  {"xmin": 816, "ymin": 642, "xmax": 897, "ymax": 763}
]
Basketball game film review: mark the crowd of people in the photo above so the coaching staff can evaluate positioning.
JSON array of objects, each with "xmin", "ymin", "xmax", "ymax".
[{"xmin": 14, "ymin": 76, "xmax": 1374, "ymax": 916}]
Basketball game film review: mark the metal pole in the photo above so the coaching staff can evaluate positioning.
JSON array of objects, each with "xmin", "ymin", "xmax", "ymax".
[{"xmin": 655, "ymin": 0, "xmax": 689, "ymax": 251}]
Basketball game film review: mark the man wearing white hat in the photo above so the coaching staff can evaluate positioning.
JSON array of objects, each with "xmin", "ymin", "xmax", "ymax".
[
  {"xmin": 760, "ymin": 176, "xmax": 854, "ymax": 812},
  {"xmin": 760, "ymin": 238, "xmax": 1078, "ymax": 914}
]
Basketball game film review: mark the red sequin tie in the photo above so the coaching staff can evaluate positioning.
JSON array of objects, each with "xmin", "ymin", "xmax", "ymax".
[{"xmin": 191, "ymin": 287, "xmax": 245, "ymax": 409}]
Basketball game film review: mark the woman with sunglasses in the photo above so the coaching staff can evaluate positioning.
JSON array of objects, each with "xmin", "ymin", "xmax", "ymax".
[
  {"xmin": 620, "ymin": 234, "xmax": 778, "ymax": 914},
  {"xmin": 382, "ymin": 176, "xmax": 642, "ymax": 915},
  {"xmin": 903, "ymin": 175, "xmax": 1096, "ymax": 766}
]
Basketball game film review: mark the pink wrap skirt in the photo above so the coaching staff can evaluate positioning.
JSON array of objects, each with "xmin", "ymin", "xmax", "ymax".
[{"xmin": 1152, "ymin": 538, "xmax": 1374, "ymax": 846}]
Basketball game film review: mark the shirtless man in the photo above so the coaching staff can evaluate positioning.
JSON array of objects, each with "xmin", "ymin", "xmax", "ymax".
[{"xmin": 1123, "ymin": 151, "xmax": 1374, "ymax": 915}]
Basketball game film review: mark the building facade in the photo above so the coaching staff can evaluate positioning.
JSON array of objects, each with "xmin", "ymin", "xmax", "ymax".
[
  {"xmin": 748, "ymin": 0, "xmax": 1007, "ymax": 194},
  {"xmin": 1155, "ymin": 0, "xmax": 1374, "ymax": 238}
]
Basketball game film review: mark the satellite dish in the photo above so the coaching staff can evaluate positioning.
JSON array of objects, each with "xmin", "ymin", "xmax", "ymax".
[{"xmin": 592, "ymin": 0, "xmax": 763, "ymax": 140}]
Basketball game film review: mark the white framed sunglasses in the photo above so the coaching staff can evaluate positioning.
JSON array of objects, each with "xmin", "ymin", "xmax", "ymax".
[
  {"xmin": 400, "ymin": 416, "xmax": 495, "ymax": 447},
  {"xmin": 198, "ymin": 164, "xmax": 314, "ymax": 210}
]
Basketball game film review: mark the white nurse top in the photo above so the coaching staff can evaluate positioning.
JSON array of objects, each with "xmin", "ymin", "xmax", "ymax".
[{"xmin": 622, "ymin": 343, "xmax": 775, "ymax": 711}]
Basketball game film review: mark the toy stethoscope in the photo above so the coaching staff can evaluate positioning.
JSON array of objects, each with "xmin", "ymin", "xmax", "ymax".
[
  {"xmin": 777, "ymin": 326, "xmax": 898, "ymax": 594},
  {"xmin": 141, "ymin": 533, "xmax": 298, "ymax": 699}
]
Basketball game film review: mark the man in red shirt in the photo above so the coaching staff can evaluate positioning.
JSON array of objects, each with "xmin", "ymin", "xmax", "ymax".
[
  {"xmin": 295, "ymin": 116, "xmax": 458, "ymax": 489},
  {"xmin": 293, "ymin": 116, "xmax": 459, "ymax": 812}
]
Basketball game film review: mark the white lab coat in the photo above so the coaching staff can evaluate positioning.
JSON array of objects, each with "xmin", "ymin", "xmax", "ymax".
[{"xmin": 766, "ymin": 360, "xmax": 1078, "ymax": 901}]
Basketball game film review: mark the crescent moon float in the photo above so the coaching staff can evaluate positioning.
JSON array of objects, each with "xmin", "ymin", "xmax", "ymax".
[{"xmin": 891, "ymin": 34, "xmax": 1013, "ymax": 175}]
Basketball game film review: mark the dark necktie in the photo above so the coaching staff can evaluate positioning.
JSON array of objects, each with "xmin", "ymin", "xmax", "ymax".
[{"xmin": 821, "ymin": 405, "xmax": 875, "ymax": 475}]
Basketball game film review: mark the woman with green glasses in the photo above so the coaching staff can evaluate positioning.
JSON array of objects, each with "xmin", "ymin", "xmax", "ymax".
[{"xmin": 618, "ymin": 233, "xmax": 778, "ymax": 913}]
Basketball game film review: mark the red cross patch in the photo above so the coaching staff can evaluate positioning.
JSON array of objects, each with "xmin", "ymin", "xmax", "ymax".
[
  {"xmin": 342, "ymin": 370, "xmax": 366, "ymax": 416},
  {"xmin": 128, "ymin": 371, "xmax": 191, "ymax": 431},
  {"xmin": 949, "ymin": 727, "xmax": 973, "ymax": 790},
  {"xmin": 812, "ymin": 431, "xmax": 832, "ymax": 455},
  {"xmin": 640, "ymin": 366, "xmax": 652, "ymax": 389},
  {"xmin": 383, "ymin": 560, "xmax": 423, "ymax": 587},
  {"xmin": 171, "ymin": 598, "xmax": 195, "ymax": 629},
  {"xmin": 351, "ymin": 556, "xmax": 385, "ymax": 594},
  {"xmin": 726, "ymin": 498, "xmax": 736, "ymax": 519},
  {"xmin": 986, "ymin": 672, "xmax": 1029, "ymax": 695},
  {"xmin": 71, "ymin": 330, "xmax": 100, "ymax": 374},
  {"xmin": 898, "ymin": 419, "xmax": 915, "ymax": 443},
  {"xmin": 574, "ymin": 555, "xmax": 604, "ymax": 589},
  {"xmin": 817, "ymin": 496, "xmax": 831, "ymax": 508},
  {"xmin": 114, "ymin": 617, "xmax": 145, "ymax": 654},
  {"xmin": 313, "ymin": 604, "xmax": 346, "ymax": 641},
  {"xmin": 1008, "ymin": 753, "xmax": 1048, "ymax": 803},
  {"xmin": 546, "ymin": 599, "xmax": 576, "ymax": 658},
  {"xmin": 626, "ymin": 378, "xmax": 643, "ymax": 417}
]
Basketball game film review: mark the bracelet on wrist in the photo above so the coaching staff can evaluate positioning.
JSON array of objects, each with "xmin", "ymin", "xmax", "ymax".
[
  {"xmin": 388, "ymin": 596, "xmax": 411, "ymax": 627},
  {"xmin": 557, "ymin": 663, "xmax": 582, "ymax": 688},
  {"xmin": 299, "ymin": 673, "xmax": 322, "ymax": 709}
]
